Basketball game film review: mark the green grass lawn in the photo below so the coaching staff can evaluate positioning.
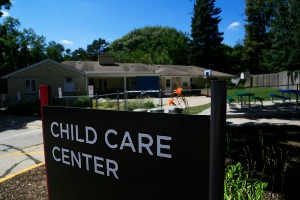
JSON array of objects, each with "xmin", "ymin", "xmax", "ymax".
[
  {"xmin": 227, "ymin": 87, "xmax": 298, "ymax": 102},
  {"xmin": 187, "ymin": 103, "xmax": 211, "ymax": 114}
]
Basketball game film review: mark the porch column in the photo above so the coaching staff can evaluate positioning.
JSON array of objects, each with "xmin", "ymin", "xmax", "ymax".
[{"xmin": 85, "ymin": 76, "xmax": 88, "ymax": 95}]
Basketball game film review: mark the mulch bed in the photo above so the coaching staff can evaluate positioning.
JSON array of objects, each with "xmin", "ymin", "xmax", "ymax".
[
  {"xmin": 0, "ymin": 125, "xmax": 299, "ymax": 200},
  {"xmin": 0, "ymin": 165, "xmax": 47, "ymax": 200}
]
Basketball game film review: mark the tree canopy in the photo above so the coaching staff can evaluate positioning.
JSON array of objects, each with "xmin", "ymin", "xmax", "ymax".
[
  {"xmin": 86, "ymin": 38, "xmax": 109, "ymax": 61},
  {"xmin": 1, "ymin": 0, "xmax": 300, "ymax": 77},
  {"xmin": 267, "ymin": 0, "xmax": 300, "ymax": 71},
  {"xmin": 0, "ymin": 0, "xmax": 11, "ymax": 17},
  {"xmin": 0, "ymin": 17, "xmax": 48, "ymax": 76},
  {"xmin": 107, "ymin": 26, "xmax": 189, "ymax": 65}
]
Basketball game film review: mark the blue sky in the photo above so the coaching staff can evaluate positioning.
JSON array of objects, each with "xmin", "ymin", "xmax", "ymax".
[{"xmin": 1, "ymin": 0, "xmax": 246, "ymax": 51}]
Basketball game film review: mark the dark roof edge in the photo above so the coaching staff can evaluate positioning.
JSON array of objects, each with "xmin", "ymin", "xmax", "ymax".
[{"xmin": 1, "ymin": 59, "xmax": 85, "ymax": 78}]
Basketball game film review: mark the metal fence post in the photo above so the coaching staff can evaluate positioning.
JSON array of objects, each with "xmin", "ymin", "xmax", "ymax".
[
  {"xmin": 209, "ymin": 80, "xmax": 226, "ymax": 200},
  {"xmin": 96, "ymin": 94, "xmax": 98, "ymax": 109},
  {"xmin": 124, "ymin": 90, "xmax": 127, "ymax": 111},
  {"xmin": 140, "ymin": 91, "xmax": 143, "ymax": 108}
]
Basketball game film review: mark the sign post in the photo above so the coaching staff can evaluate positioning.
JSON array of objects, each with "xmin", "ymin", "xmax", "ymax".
[{"xmin": 209, "ymin": 80, "xmax": 226, "ymax": 200}]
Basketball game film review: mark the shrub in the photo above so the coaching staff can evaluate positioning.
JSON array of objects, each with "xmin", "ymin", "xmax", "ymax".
[
  {"xmin": 72, "ymin": 96, "xmax": 92, "ymax": 108},
  {"xmin": 93, "ymin": 98, "xmax": 118, "ymax": 110},
  {"xmin": 123, "ymin": 98, "xmax": 156, "ymax": 111}
]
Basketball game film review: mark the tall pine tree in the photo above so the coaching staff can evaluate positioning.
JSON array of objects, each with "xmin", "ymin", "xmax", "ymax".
[{"xmin": 190, "ymin": 0, "xmax": 224, "ymax": 71}]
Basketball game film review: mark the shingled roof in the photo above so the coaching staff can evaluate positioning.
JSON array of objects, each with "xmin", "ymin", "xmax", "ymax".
[{"xmin": 62, "ymin": 61, "xmax": 234, "ymax": 78}]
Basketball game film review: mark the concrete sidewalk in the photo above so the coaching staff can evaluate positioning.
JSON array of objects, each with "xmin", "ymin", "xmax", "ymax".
[
  {"xmin": 198, "ymin": 98, "xmax": 300, "ymax": 126},
  {"xmin": 154, "ymin": 95, "xmax": 300, "ymax": 126}
]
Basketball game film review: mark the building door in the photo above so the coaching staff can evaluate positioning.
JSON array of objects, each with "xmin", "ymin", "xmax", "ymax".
[
  {"xmin": 99, "ymin": 79, "xmax": 107, "ymax": 93},
  {"xmin": 165, "ymin": 78, "xmax": 171, "ymax": 95},
  {"xmin": 64, "ymin": 78, "xmax": 75, "ymax": 92}
]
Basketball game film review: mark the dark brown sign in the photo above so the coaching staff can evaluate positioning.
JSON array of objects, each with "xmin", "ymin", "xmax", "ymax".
[{"xmin": 42, "ymin": 106, "xmax": 210, "ymax": 199}]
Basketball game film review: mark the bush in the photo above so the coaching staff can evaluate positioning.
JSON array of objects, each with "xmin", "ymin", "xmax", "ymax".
[
  {"xmin": 123, "ymin": 98, "xmax": 156, "ymax": 111},
  {"xmin": 93, "ymin": 98, "xmax": 118, "ymax": 110},
  {"xmin": 72, "ymin": 96, "xmax": 92, "ymax": 108}
]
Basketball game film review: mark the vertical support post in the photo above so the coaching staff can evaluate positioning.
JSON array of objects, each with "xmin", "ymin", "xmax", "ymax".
[
  {"xmin": 209, "ymin": 80, "xmax": 226, "ymax": 200},
  {"xmin": 124, "ymin": 90, "xmax": 127, "ymax": 111},
  {"xmin": 40, "ymin": 85, "xmax": 49, "ymax": 117},
  {"xmin": 159, "ymin": 89, "xmax": 163, "ymax": 108},
  {"xmin": 117, "ymin": 90, "xmax": 120, "ymax": 110}
]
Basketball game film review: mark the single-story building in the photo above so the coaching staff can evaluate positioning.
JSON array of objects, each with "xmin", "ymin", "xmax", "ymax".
[{"xmin": 1, "ymin": 55, "xmax": 234, "ymax": 106}]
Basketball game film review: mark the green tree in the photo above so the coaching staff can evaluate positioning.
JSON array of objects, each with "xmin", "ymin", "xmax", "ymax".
[
  {"xmin": 190, "ymin": 0, "xmax": 224, "ymax": 71},
  {"xmin": 0, "ymin": 17, "xmax": 46, "ymax": 76},
  {"xmin": 268, "ymin": 0, "xmax": 300, "ymax": 71},
  {"xmin": 71, "ymin": 47, "xmax": 88, "ymax": 61},
  {"xmin": 107, "ymin": 26, "xmax": 189, "ymax": 65},
  {"xmin": 0, "ymin": 17, "xmax": 21, "ymax": 76},
  {"xmin": 63, "ymin": 48, "xmax": 72, "ymax": 60},
  {"xmin": 0, "ymin": 0, "xmax": 11, "ymax": 17},
  {"xmin": 244, "ymin": 0, "xmax": 275, "ymax": 74},
  {"xmin": 86, "ymin": 38, "xmax": 109, "ymax": 61},
  {"xmin": 20, "ymin": 28, "xmax": 46, "ymax": 66},
  {"xmin": 223, "ymin": 42, "xmax": 246, "ymax": 74},
  {"xmin": 45, "ymin": 41, "xmax": 65, "ymax": 62}
]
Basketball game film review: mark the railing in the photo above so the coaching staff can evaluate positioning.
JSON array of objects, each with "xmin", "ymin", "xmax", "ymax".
[{"xmin": 51, "ymin": 89, "xmax": 205, "ymax": 111}]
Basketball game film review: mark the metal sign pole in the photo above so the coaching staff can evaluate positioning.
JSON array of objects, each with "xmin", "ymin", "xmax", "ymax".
[{"xmin": 209, "ymin": 80, "xmax": 226, "ymax": 200}]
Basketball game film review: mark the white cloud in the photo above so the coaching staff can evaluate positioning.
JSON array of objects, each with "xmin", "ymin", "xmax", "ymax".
[
  {"xmin": 59, "ymin": 40, "xmax": 73, "ymax": 45},
  {"xmin": 227, "ymin": 22, "xmax": 240, "ymax": 30},
  {"xmin": 1, "ymin": 10, "xmax": 9, "ymax": 17}
]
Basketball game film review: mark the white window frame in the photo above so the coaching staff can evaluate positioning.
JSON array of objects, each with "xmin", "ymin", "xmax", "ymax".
[{"xmin": 25, "ymin": 79, "xmax": 37, "ymax": 93}]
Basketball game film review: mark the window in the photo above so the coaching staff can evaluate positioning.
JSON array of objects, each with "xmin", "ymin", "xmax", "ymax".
[
  {"xmin": 166, "ymin": 79, "xmax": 171, "ymax": 87},
  {"xmin": 25, "ymin": 79, "xmax": 37, "ymax": 93},
  {"xmin": 66, "ymin": 78, "xmax": 73, "ymax": 83}
]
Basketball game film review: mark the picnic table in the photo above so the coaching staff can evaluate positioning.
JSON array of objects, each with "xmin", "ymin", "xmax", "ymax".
[
  {"xmin": 278, "ymin": 89, "xmax": 300, "ymax": 110},
  {"xmin": 278, "ymin": 89, "xmax": 300, "ymax": 100},
  {"xmin": 235, "ymin": 91, "xmax": 255, "ymax": 108}
]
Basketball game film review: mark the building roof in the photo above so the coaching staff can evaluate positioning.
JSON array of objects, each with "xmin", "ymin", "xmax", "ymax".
[
  {"xmin": 1, "ymin": 59, "xmax": 85, "ymax": 78},
  {"xmin": 1, "ymin": 59, "xmax": 234, "ymax": 78},
  {"xmin": 62, "ymin": 61, "xmax": 234, "ymax": 78}
]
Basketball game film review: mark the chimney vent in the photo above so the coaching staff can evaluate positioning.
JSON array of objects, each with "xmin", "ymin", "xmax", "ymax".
[{"xmin": 98, "ymin": 55, "xmax": 115, "ymax": 65}]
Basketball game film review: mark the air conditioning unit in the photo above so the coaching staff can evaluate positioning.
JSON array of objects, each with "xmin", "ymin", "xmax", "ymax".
[{"xmin": 204, "ymin": 69, "xmax": 211, "ymax": 77}]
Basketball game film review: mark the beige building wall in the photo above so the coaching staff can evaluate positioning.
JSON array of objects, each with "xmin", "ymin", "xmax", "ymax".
[
  {"xmin": 6, "ymin": 61, "xmax": 86, "ymax": 106},
  {"xmin": 160, "ymin": 76, "xmax": 208, "ymax": 91},
  {"xmin": 89, "ymin": 77, "xmax": 124, "ymax": 94}
]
